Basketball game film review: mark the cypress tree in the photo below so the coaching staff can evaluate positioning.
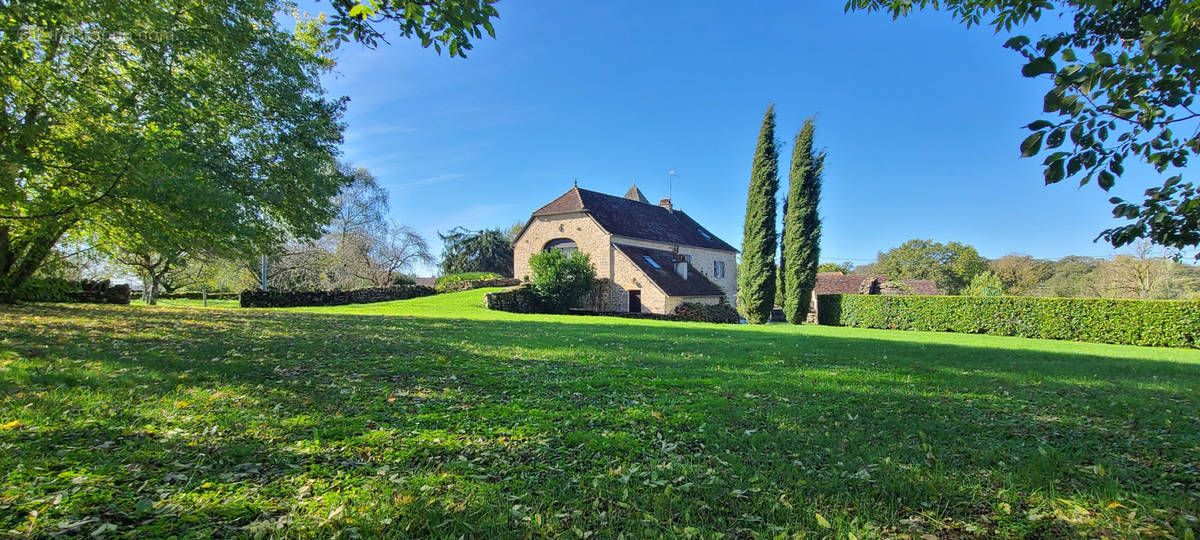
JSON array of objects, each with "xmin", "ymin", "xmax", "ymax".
[
  {"xmin": 777, "ymin": 197, "xmax": 787, "ymax": 308},
  {"xmin": 738, "ymin": 105, "xmax": 779, "ymax": 324},
  {"xmin": 780, "ymin": 118, "xmax": 824, "ymax": 324}
]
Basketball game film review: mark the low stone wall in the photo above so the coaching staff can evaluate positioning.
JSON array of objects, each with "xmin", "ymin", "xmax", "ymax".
[
  {"xmin": 240, "ymin": 285, "xmax": 436, "ymax": 308},
  {"xmin": 483, "ymin": 285, "xmax": 543, "ymax": 313},
  {"xmin": 70, "ymin": 280, "xmax": 131, "ymax": 304}
]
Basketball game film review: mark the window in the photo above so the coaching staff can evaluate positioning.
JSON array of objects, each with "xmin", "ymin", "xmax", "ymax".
[
  {"xmin": 699, "ymin": 230, "xmax": 712, "ymax": 240},
  {"xmin": 714, "ymin": 261, "xmax": 726, "ymax": 278},
  {"xmin": 543, "ymin": 238, "xmax": 578, "ymax": 256},
  {"xmin": 642, "ymin": 255, "xmax": 661, "ymax": 269}
]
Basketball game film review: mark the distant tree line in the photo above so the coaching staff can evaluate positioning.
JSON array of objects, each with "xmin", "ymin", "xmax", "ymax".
[{"xmin": 828, "ymin": 239, "xmax": 1200, "ymax": 300}]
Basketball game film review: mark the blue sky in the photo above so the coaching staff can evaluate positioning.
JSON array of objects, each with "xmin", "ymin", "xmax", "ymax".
[{"xmin": 315, "ymin": 1, "xmax": 1182, "ymax": 275}]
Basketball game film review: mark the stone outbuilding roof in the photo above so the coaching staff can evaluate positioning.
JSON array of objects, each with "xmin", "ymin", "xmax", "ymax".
[
  {"xmin": 814, "ymin": 272, "xmax": 941, "ymax": 296},
  {"xmin": 613, "ymin": 243, "xmax": 725, "ymax": 297},
  {"xmin": 531, "ymin": 187, "xmax": 737, "ymax": 253}
]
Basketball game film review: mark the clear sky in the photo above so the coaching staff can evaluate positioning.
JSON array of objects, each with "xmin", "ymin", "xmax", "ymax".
[{"xmin": 315, "ymin": 1, "xmax": 1186, "ymax": 275}]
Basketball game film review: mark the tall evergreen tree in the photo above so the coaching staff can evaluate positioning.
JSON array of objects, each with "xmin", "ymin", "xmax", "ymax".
[
  {"xmin": 781, "ymin": 118, "xmax": 824, "ymax": 323},
  {"xmin": 738, "ymin": 105, "xmax": 780, "ymax": 324}
]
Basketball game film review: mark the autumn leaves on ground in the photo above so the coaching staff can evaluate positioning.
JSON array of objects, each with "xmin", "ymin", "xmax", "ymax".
[{"xmin": 1, "ymin": 289, "xmax": 1198, "ymax": 538}]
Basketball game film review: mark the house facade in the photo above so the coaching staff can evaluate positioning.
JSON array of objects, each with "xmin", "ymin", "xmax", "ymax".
[{"xmin": 513, "ymin": 185, "xmax": 738, "ymax": 314}]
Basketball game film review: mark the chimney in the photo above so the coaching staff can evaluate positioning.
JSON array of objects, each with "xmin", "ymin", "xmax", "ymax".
[
  {"xmin": 658, "ymin": 198, "xmax": 672, "ymax": 211},
  {"xmin": 674, "ymin": 254, "xmax": 688, "ymax": 279}
]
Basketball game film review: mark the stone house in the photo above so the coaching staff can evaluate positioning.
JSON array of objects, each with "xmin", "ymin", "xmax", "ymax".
[{"xmin": 513, "ymin": 185, "xmax": 738, "ymax": 314}]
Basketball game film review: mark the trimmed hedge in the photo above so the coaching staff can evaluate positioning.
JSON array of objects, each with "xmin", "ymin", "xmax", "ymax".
[
  {"xmin": 483, "ymin": 285, "xmax": 544, "ymax": 313},
  {"xmin": 240, "ymin": 285, "xmax": 435, "ymax": 308},
  {"xmin": 674, "ymin": 302, "xmax": 741, "ymax": 324},
  {"xmin": 817, "ymin": 294, "xmax": 1200, "ymax": 348}
]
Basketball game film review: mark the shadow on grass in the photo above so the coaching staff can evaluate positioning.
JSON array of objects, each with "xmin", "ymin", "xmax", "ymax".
[{"xmin": 1, "ymin": 303, "xmax": 1198, "ymax": 537}]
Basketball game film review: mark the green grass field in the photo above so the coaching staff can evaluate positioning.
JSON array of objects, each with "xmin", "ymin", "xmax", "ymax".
[{"xmin": 2, "ymin": 289, "xmax": 1198, "ymax": 538}]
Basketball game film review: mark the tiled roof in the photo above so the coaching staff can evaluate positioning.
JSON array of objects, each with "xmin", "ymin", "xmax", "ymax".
[
  {"xmin": 814, "ymin": 273, "xmax": 881, "ymax": 295},
  {"xmin": 814, "ymin": 273, "xmax": 942, "ymax": 296},
  {"xmin": 613, "ymin": 243, "xmax": 725, "ymax": 297},
  {"xmin": 898, "ymin": 280, "xmax": 940, "ymax": 295},
  {"xmin": 413, "ymin": 277, "xmax": 437, "ymax": 288},
  {"xmin": 532, "ymin": 187, "xmax": 737, "ymax": 252}
]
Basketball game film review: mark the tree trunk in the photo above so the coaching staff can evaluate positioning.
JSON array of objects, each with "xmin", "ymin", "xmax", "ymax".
[
  {"xmin": 0, "ymin": 220, "xmax": 75, "ymax": 303},
  {"xmin": 147, "ymin": 274, "xmax": 160, "ymax": 305}
]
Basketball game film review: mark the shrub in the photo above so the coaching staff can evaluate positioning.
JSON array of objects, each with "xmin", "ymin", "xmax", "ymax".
[
  {"xmin": 528, "ymin": 250, "xmax": 597, "ymax": 314},
  {"xmin": 817, "ymin": 294, "xmax": 1200, "ymax": 348},
  {"xmin": 240, "ymin": 285, "xmax": 435, "ymax": 308},
  {"xmin": 674, "ymin": 302, "xmax": 741, "ymax": 324},
  {"xmin": 483, "ymin": 285, "xmax": 544, "ymax": 313},
  {"xmin": 435, "ymin": 272, "xmax": 501, "ymax": 289}
]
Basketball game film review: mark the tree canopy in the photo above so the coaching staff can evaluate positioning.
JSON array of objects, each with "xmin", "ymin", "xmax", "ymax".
[
  {"xmin": 438, "ymin": 227, "xmax": 514, "ymax": 277},
  {"xmin": 1, "ymin": 0, "xmax": 501, "ymax": 302},
  {"xmin": 869, "ymin": 239, "xmax": 989, "ymax": 294},
  {"xmin": 1, "ymin": 0, "xmax": 351, "ymax": 301},
  {"xmin": 846, "ymin": 0, "xmax": 1200, "ymax": 255}
]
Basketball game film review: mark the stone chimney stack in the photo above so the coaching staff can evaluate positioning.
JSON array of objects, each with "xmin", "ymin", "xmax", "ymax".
[
  {"xmin": 674, "ymin": 254, "xmax": 688, "ymax": 279},
  {"xmin": 658, "ymin": 198, "xmax": 672, "ymax": 211}
]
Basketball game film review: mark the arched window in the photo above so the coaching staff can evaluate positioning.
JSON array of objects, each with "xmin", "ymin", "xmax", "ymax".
[{"xmin": 543, "ymin": 238, "xmax": 578, "ymax": 256}]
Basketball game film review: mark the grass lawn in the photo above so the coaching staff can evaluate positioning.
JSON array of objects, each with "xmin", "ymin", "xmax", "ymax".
[
  {"xmin": 131, "ymin": 298, "xmax": 241, "ymax": 309},
  {"xmin": 1, "ymin": 289, "xmax": 1198, "ymax": 538}
]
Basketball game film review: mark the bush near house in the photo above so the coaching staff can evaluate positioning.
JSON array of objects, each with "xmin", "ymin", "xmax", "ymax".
[
  {"xmin": 527, "ymin": 250, "xmax": 597, "ymax": 314},
  {"xmin": 817, "ymin": 294, "xmax": 1200, "ymax": 348},
  {"xmin": 240, "ymin": 285, "xmax": 435, "ymax": 308}
]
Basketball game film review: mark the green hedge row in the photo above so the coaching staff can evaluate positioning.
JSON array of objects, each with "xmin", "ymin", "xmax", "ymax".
[{"xmin": 816, "ymin": 294, "xmax": 1200, "ymax": 348}]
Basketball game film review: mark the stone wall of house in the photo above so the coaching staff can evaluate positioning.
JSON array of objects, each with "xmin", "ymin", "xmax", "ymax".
[
  {"xmin": 608, "ymin": 235, "xmax": 738, "ymax": 306},
  {"xmin": 513, "ymin": 212, "xmax": 613, "ymax": 281},
  {"xmin": 608, "ymin": 246, "xmax": 671, "ymax": 313}
]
